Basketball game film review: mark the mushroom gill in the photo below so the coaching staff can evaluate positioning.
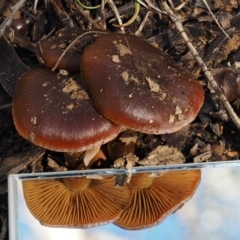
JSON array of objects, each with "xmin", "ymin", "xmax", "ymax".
[
  {"xmin": 115, "ymin": 170, "xmax": 201, "ymax": 230},
  {"xmin": 22, "ymin": 175, "xmax": 132, "ymax": 228}
]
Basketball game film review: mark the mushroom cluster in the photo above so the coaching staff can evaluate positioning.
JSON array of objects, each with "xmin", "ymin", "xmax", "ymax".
[
  {"xmin": 22, "ymin": 169, "xmax": 201, "ymax": 229},
  {"xmin": 12, "ymin": 30, "xmax": 204, "ymax": 168}
]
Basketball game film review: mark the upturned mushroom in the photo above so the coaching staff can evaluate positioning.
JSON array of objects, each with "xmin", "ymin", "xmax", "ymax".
[
  {"xmin": 115, "ymin": 170, "xmax": 201, "ymax": 229},
  {"xmin": 12, "ymin": 67, "xmax": 121, "ymax": 167},
  {"xmin": 22, "ymin": 175, "xmax": 132, "ymax": 227},
  {"xmin": 81, "ymin": 33, "xmax": 204, "ymax": 134}
]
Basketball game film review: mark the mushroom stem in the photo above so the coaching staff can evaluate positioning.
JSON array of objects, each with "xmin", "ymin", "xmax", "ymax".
[
  {"xmin": 83, "ymin": 145, "xmax": 101, "ymax": 167},
  {"xmin": 62, "ymin": 177, "xmax": 90, "ymax": 191},
  {"xmin": 64, "ymin": 145, "xmax": 102, "ymax": 169},
  {"xmin": 130, "ymin": 173, "xmax": 154, "ymax": 189},
  {"xmin": 64, "ymin": 152, "xmax": 84, "ymax": 169}
]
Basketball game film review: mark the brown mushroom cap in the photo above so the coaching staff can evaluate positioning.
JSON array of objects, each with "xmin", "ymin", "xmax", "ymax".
[
  {"xmin": 37, "ymin": 28, "xmax": 82, "ymax": 72},
  {"xmin": 37, "ymin": 28, "xmax": 106, "ymax": 72},
  {"xmin": 81, "ymin": 34, "xmax": 204, "ymax": 134},
  {"xmin": 114, "ymin": 170, "xmax": 201, "ymax": 230},
  {"xmin": 12, "ymin": 67, "xmax": 121, "ymax": 152},
  {"xmin": 22, "ymin": 176, "xmax": 132, "ymax": 228}
]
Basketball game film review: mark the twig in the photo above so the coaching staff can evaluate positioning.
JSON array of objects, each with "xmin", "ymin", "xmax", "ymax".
[
  {"xmin": 107, "ymin": 0, "xmax": 125, "ymax": 33},
  {"xmin": 202, "ymin": 0, "xmax": 231, "ymax": 40},
  {"xmin": 105, "ymin": 1, "xmax": 135, "ymax": 18},
  {"xmin": 51, "ymin": 0, "xmax": 74, "ymax": 28},
  {"xmin": 52, "ymin": 31, "xmax": 108, "ymax": 71},
  {"xmin": 73, "ymin": 2, "xmax": 103, "ymax": 30},
  {"xmin": 33, "ymin": 0, "xmax": 38, "ymax": 11},
  {"xmin": 161, "ymin": 1, "xmax": 240, "ymax": 129},
  {"xmin": 167, "ymin": 0, "xmax": 186, "ymax": 10},
  {"xmin": 143, "ymin": 0, "xmax": 163, "ymax": 13},
  {"xmin": 0, "ymin": 103, "xmax": 12, "ymax": 110},
  {"xmin": 135, "ymin": 11, "xmax": 151, "ymax": 36},
  {"xmin": 100, "ymin": 0, "xmax": 107, "ymax": 30},
  {"xmin": 136, "ymin": 0, "xmax": 150, "ymax": 10}
]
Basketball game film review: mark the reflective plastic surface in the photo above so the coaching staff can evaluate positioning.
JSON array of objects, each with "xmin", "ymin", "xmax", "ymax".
[{"xmin": 8, "ymin": 161, "xmax": 240, "ymax": 240}]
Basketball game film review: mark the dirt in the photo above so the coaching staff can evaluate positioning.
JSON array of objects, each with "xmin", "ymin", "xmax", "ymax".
[{"xmin": 0, "ymin": 0, "xmax": 240, "ymax": 239}]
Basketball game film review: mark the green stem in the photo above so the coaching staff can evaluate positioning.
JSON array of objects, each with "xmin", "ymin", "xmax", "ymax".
[
  {"xmin": 76, "ymin": 0, "xmax": 101, "ymax": 10},
  {"xmin": 113, "ymin": 1, "xmax": 140, "ymax": 27}
]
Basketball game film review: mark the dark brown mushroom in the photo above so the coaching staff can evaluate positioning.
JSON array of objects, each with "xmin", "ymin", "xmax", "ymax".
[
  {"xmin": 11, "ymin": 17, "xmax": 32, "ymax": 35},
  {"xmin": 37, "ymin": 28, "xmax": 106, "ymax": 72},
  {"xmin": 81, "ymin": 33, "xmax": 204, "ymax": 134},
  {"xmin": 37, "ymin": 28, "xmax": 82, "ymax": 72},
  {"xmin": 12, "ymin": 67, "xmax": 121, "ymax": 167},
  {"xmin": 115, "ymin": 170, "xmax": 201, "ymax": 230},
  {"xmin": 22, "ymin": 175, "xmax": 132, "ymax": 228}
]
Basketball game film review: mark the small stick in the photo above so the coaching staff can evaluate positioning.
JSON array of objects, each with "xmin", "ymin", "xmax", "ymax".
[
  {"xmin": 33, "ymin": 0, "xmax": 38, "ymax": 11},
  {"xmin": 202, "ymin": 0, "xmax": 230, "ymax": 40},
  {"xmin": 136, "ymin": 0, "xmax": 150, "ymax": 10},
  {"xmin": 51, "ymin": 0, "xmax": 74, "ymax": 28},
  {"xmin": 100, "ymin": 0, "xmax": 107, "ymax": 30},
  {"xmin": 135, "ymin": 11, "xmax": 151, "ymax": 36},
  {"xmin": 167, "ymin": 0, "xmax": 186, "ymax": 11},
  {"xmin": 143, "ymin": 0, "xmax": 163, "ymax": 13},
  {"xmin": 107, "ymin": 0, "xmax": 125, "ymax": 33},
  {"xmin": 73, "ymin": 2, "xmax": 103, "ymax": 30},
  {"xmin": 0, "ymin": 103, "xmax": 12, "ymax": 110},
  {"xmin": 105, "ymin": 1, "xmax": 135, "ymax": 18},
  {"xmin": 161, "ymin": 1, "xmax": 240, "ymax": 129}
]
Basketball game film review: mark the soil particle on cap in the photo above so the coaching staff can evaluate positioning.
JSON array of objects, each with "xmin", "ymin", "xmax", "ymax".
[
  {"xmin": 30, "ymin": 116, "xmax": 37, "ymax": 125},
  {"xmin": 174, "ymin": 106, "xmax": 186, "ymax": 121},
  {"xmin": 121, "ymin": 71, "xmax": 129, "ymax": 84},
  {"xmin": 62, "ymin": 78, "xmax": 80, "ymax": 93},
  {"xmin": 178, "ymin": 114, "xmax": 185, "ymax": 121},
  {"xmin": 169, "ymin": 115, "xmax": 175, "ymax": 123},
  {"xmin": 145, "ymin": 76, "xmax": 167, "ymax": 100},
  {"xmin": 175, "ymin": 105, "xmax": 182, "ymax": 115},
  {"xmin": 28, "ymin": 132, "xmax": 35, "ymax": 142},
  {"xmin": 66, "ymin": 103, "xmax": 74, "ymax": 111},
  {"xmin": 112, "ymin": 55, "xmax": 120, "ymax": 63},
  {"xmin": 60, "ymin": 77, "xmax": 90, "ymax": 114},
  {"xmin": 145, "ymin": 77, "xmax": 160, "ymax": 93},
  {"xmin": 50, "ymin": 44, "xmax": 57, "ymax": 49},
  {"xmin": 59, "ymin": 69, "xmax": 69, "ymax": 76},
  {"xmin": 62, "ymin": 78, "xmax": 89, "ymax": 101},
  {"xmin": 121, "ymin": 71, "xmax": 139, "ymax": 86},
  {"xmin": 115, "ymin": 43, "xmax": 132, "ymax": 56},
  {"xmin": 42, "ymin": 82, "xmax": 50, "ymax": 87}
]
